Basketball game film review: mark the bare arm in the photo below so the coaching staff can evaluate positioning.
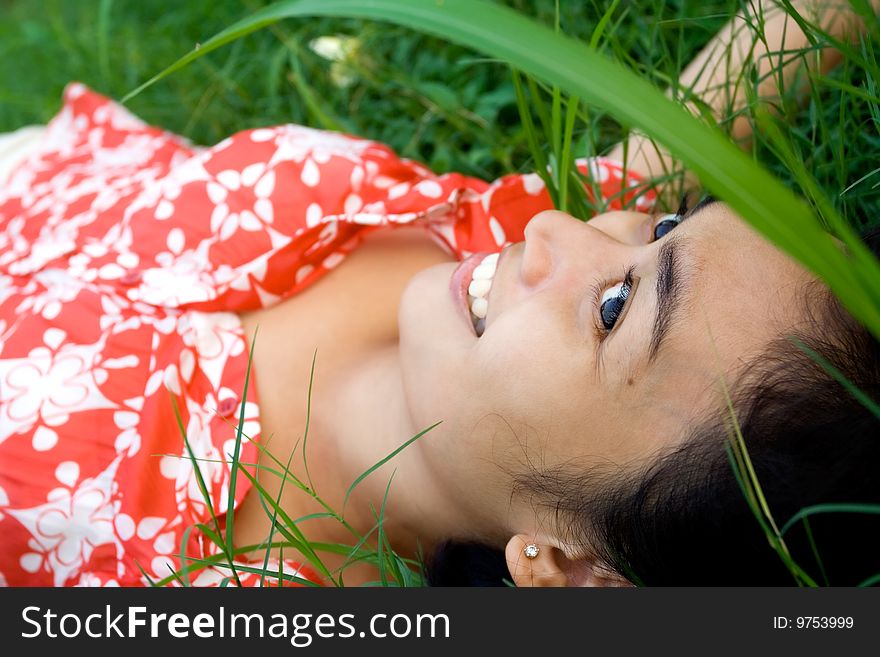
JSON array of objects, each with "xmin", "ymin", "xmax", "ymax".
[{"xmin": 608, "ymin": 0, "xmax": 879, "ymax": 203}]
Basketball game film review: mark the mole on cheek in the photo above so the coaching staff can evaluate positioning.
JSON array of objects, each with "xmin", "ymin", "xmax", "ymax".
[{"xmin": 627, "ymin": 378, "xmax": 635, "ymax": 386}]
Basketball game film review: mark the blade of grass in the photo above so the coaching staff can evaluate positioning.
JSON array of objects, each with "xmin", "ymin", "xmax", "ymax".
[
  {"xmin": 371, "ymin": 503, "xmax": 389, "ymax": 587},
  {"xmin": 257, "ymin": 425, "xmax": 300, "ymax": 588},
  {"xmin": 525, "ymin": 75, "xmax": 554, "ymax": 150},
  {"xmin": 178, "ymin": 524, "xmax": 196, "ymax": 587},
  {"xmin": 800, "ymin": 517, "xmax": 830, "ymax": 586},
  {"xmin": 722, "ymin": 441, "xmax": 817, "ymax": 585},
  {"xmin": 308, "ymin": 540, "xmax": 423, "ymax": 570},
  {"xmin": 192, "ymin": 522, "xmax": 224, "ymax": 547},
  {"xmin": 557, "ymin": 93, "xmax": 579, "ymax": 214},
  {"xmin": 550, "ymin": 0, "xmax": 562, "ymax": 164},
  {"xmin": 589, "ymin": 0, "xmax": 622, "ymax": 50},
  {"xmin": 235, "ymin": 464, "xmax": 336, "ymax": 583},
  {"xmin": 511, "ymin": 69, "xmax": 556, "ymax": 204},
  {"xmin": 121, "ymin": 0, "xmax": 880, "ymax": 341},
  {"xmin": 165, "ymin": 564, "xmax": 187, "ymax": 587},
  {"xmin": 376, "ymin": 471, "xmax": 404, "ymax": 585},
  {"xmin": 135, "ymin": 560, "xmax": 158, "ymax": 587},
  {"xmin": 151, "ymin": 540, "xmax": 319, "ymax": 587},
  {"xmin": 708, "ymin": 304, "xmax": 818, "ymax": 586},
  {"xmin": 174, "ymin": 555, "xmax": 323, "ymax": 586},
  {"xmin": 858, "ymin": 572, "xmax": 880, "ymax": 587},
  {"xmin": 248, "ymin": 340, "xmax": 313, "ymax": 586},
  {"xmin": 839, "ymin": 167, "xmax": 880, "ymax": 197},
  {"xmin": 756, "ymin": 107, "xmax": 880, "ymax": 302},
  {"xmin": 96, "ymin": 0, "xmax": 113, "ymax": 89},
  {"xmin": 301, "ymin": 347, "xmax": 317, "ymax": 491},
  {"xmin": 780, "ymin": 502, "xmax": 880, "ymax": 535},
  {"xmin": 342, "ymin": 420, "xmax": 442, "ymax": 513},
  {"xmin": 224, "ymin": 417, "xmax": 363, "ymax": 541},
  {"xmin": 171, "ymin": 395, "xmax": 242, "ymax": 587},
  {"xmin": 223, "ymin": 326, "xmax": 258, "ymax": 576},
  {"xmin": 790, "ymin": 337, "xmax": 880, "ymax": 419}
]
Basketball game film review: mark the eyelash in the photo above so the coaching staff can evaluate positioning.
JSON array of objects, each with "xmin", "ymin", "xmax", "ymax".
[
  {"xmin": 590, "ymin": 265, "xmax": 636, "ymax": 335},
  {"xmin": 591, "ymin": 194, "xmax": 694, "ymax": 340}
]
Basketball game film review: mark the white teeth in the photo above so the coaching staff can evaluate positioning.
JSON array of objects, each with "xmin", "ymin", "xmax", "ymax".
[
  {"xmin": 466, "ymin": 253, "xmax": 499, "ymax": 336},
  {"xmin": 468, "ymin": 278, "xmax": 492, "ymax": 298},
  {"xmin": 470, "ymin": 297, "xmax": 488, "ymax": 319},
  {"xmin": 471, "ymin": 263, "xmax": 494, "ymax": 280}
]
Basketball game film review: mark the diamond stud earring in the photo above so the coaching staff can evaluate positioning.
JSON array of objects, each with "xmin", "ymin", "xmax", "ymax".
[{"xmin": 523, "ymin": 543, "xmax": 540, "ymax": 559}]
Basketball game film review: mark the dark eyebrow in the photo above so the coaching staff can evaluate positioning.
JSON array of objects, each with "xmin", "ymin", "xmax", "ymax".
[
  {"xmin": 648, "ymin": 236, "xmax": 686, "ymax": 363},
  {"xmin": 647, "ymin": 198, "xmax": 717, "ymax": 363}
]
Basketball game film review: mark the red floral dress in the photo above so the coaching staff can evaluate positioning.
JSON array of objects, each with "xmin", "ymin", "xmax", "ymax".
[{"xmin": 0, "ymin": 83, "xmax": 654, "ymax": 586}]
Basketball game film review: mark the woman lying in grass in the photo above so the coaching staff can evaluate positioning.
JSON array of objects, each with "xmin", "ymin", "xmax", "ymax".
[{"xmin": 0, "ymin": 0, "xmax": 878, "ymax": 587}]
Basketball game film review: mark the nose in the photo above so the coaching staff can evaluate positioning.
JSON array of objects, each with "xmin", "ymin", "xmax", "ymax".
[{"xmin": 520, "ymin": 209, "xmax": 648, "ymax": 287}]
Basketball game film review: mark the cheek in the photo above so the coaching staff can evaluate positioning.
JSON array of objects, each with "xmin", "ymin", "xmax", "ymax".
[{"xmin": 478, "ymin": 314, "xmax": 587, "ymax": 423}]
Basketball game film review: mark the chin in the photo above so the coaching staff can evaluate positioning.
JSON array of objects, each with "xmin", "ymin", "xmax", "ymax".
[
  {"xmin": 398, "ymin": 262, "xmax": 463, "ymax": 346},
  {"xmin": 397, "ymin": 262, "xmax": 471, "ymax": 424}
]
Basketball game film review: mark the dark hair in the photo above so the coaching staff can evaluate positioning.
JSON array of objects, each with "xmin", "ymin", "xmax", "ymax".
[
  {"xmin": 424, "ymin": 541, "xmax": 512, "ymax": 586},
  {"xmin": 428, "ymin": 228, "xmax": 880, "ymax": 586}
]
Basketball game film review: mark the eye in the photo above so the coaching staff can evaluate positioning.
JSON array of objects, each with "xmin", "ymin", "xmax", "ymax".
[
  {"xmin": 651, "ymin": 193, "xmax": 716, "ymax": 242},
  {"xmin": 653, "ymin": 213, "xmax": 682, "ymax": 241},
  {"xmin": 599, "ymin": 267, "xmax": 635, "ymax": 331}
]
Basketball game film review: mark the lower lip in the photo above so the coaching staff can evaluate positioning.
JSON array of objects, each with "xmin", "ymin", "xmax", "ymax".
[{"xmin": 450, "ymin": 251, "xmax": 490, "ymax": 336}]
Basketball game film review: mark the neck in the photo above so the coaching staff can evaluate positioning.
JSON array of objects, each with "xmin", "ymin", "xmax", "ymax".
[{"xmin": 270, "ymin": 342, "xmax": 464, "ymax": 566}]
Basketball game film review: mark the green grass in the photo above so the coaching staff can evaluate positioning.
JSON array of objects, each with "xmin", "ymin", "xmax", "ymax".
[
  {"xmin": 0, "ymin": 0, "xmax": 738, "ymax": 179},
  {"xmin": 3, "ymin": 0, "xmax": 877, "ymax": 235},
  {"xmin": 4, "ymin": 0, "xmax": 880, "ymax": 586},
  {"xmin": 155, "ymin": 342, "xmax": 433, "ymax": 587}
]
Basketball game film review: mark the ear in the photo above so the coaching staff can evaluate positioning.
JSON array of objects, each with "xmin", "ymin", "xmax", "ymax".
[{"xmin": 504, "ymin": 534, "xmax": 631, "ymax": 587}]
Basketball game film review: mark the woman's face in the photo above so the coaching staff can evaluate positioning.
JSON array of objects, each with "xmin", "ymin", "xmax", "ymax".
[{"xmin": 397, "ymin": 201, "xmax": 814, "ymax": 529}]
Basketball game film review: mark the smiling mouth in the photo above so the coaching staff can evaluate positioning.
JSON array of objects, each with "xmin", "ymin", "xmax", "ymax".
[{"xmin": 466, "ymin": 252, "xmax": 499, "ymax": 337}]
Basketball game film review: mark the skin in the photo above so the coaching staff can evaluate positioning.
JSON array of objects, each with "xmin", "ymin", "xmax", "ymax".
[{"xmin": 236, "ymin": 202, "xmax": 815, "ymax": 586}]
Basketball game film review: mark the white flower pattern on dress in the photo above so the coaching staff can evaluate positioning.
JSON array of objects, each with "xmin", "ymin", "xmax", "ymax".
[
  {"xmin": 7, "ymin": 455, "xmax": 123, "ymax": 586},
  {"xmin": 0, "ymin": 331, "xmax": 116, "ymax": 445}
]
